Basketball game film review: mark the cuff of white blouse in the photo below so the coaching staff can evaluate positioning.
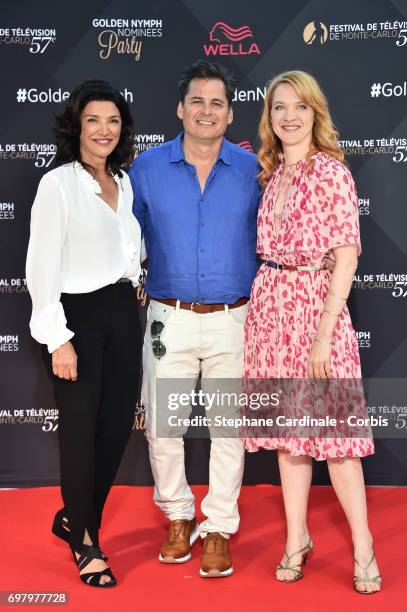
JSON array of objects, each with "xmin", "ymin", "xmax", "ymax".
[
  {"xmin": 128, "ymin": 267, "xmax": 143, "ymax": 287},
  {"xmin": 47, "ymin": 329, "xmax": 75, "ymax": 354}
]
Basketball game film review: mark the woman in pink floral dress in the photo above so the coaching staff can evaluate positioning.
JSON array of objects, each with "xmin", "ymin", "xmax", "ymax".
[{"xmin": 244, "ymin": 71, "xmax": 381, "ymax": 593}]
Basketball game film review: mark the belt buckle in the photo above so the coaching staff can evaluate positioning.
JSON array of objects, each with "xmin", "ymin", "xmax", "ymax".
[
  {"xmin": 190, "ymin": 302, "xmax": 201, "ymax": 311},
  {"xmin": 272, "ymin": 259, "xmax": 282, "ymax": 271},
  {"xmin": 296, "ymin": 265, "xmax": 319, "ymax": 272}
]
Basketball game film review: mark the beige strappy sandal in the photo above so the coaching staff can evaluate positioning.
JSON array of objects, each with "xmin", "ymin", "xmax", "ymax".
[
  {"xmin": 275, "ymin": 537, "xmax": 313, "ymax": 583},
  {"xmin": 353, "ymin": 550, "xmax": 382, "ymax": 594}
]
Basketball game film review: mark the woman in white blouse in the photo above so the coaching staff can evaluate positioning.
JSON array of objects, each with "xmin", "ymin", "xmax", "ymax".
[{"xmin": 26, "ymin": 80, "xmax": 143, "ymax": 588}]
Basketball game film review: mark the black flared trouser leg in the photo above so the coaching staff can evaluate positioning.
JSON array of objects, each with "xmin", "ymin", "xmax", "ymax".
[{"xmin": 45, "ymin": 283, "xmax": 141, "ymax": 551}]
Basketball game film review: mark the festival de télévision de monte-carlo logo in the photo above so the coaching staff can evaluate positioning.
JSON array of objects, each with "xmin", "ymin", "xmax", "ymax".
[{"xmin": 203, "ymin": 21, "xmax": 261, "ymax": 56}]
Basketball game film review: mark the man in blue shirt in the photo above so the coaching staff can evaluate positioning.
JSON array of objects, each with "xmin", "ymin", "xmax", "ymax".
[{"xmin": 129, "ymin": 60, "xmax": 259, "ymax": 578}]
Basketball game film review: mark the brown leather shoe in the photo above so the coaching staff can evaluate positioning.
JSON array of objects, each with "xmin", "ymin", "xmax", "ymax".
[
  {"xmin": 158, "ymin": 518, "xmax": 199, "ymax": 563},
  {"xmin": 200, "ymin": 532, "xmax": 234, "ymax": 578}
]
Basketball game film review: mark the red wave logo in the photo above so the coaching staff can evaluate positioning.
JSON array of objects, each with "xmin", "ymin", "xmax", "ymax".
[
  {"xmin": 204, "ymin": 22, "xmax": 260, "ymax": 57},
  {"xmin": 237, "ymin": 140, "xmax": 254, "ymax": 152},
  {"xmin": 209, "ymin": 22, "xmax": 254, "ymax": 43}
]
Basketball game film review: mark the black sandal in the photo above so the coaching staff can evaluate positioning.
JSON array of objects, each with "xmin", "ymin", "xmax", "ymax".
[
  {"xmin": 52, "ymin": 510, "xmax": 108, "ymax": 560},
  {"xmin": 73, "ymin": 544, "xmax": 117, "ymax": 588}
]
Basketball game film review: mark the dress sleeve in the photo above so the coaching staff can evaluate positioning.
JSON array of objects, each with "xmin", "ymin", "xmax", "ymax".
[
  {"xmin": 26, "ymin": 173, "xmax": 74, "ymax": 353},
  {"xmin": 318, "ymin": 161, "xmax": 361, "ymax": 256}
]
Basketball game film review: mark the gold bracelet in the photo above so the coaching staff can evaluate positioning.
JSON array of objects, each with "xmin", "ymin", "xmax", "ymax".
[
  {"xmin": 314, "ymin": 337, "xmax": 332, "ymax": 345},
  {"xmin": 328, "ymin": 290, "xmax": 347, "ymax": 301},
  {"xmin": 323, "ymin": 309, "xmax": 341, "ymax": 317}
]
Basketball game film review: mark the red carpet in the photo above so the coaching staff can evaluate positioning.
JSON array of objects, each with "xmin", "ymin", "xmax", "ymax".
[{"xmin": 1, "ymin": 485, "xmax": 405, "ymax": 611}]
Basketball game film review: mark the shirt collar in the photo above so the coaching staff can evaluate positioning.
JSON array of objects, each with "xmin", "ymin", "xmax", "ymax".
[
  {"xmin": 169, "ymin": 133, "xmax": 185, "ymax": 163},
  {"xmin": 73, "ymin": 160, "xmax": 121, "ymax": 193},
  {"xmin": 218, "ymin": 137, "xmax": 232, "ymax": 166},
  {"xmin": 169, "ymin": 133, "xmax": 232, "ymax": 166}
]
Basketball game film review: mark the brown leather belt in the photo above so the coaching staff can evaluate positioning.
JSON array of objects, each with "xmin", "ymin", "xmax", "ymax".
[
  {"xmin": 153, "ymin": 297, "xmax": 249, "ymax": 314},
  {"xmin": 263, "ymin": 260, "xmax": 322, "ymax": 272}
]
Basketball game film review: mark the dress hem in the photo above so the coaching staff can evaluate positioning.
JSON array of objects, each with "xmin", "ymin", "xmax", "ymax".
[{"xmin": 244, "ymin": 442, "xmax": 375, "ymax": 461}]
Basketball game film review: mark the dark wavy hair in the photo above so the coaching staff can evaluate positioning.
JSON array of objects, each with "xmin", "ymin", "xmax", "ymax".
[
  {"xmin": 178, "ymin": 60, "xmax": 236, "ymax": 106},
  {"xmin": 53, "ymin": 79, "xmax": 134, "ymax": 175}
]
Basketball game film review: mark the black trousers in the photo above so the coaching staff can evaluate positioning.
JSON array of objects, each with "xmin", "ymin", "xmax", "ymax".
[{"xmin": 43, "ymin": 281, "xmax": 141, "ymax": 550}]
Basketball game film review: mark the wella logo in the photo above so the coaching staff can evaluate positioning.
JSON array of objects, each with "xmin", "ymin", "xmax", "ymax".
[{"xmin": 204, "ymin": 21, "xmax": 261, "ymax": 56}]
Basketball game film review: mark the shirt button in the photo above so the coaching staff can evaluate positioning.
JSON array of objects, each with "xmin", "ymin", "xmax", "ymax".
[
  {"xmin": 200, "ymin": 248, "xmax": 204, "ymax": 252},
  {"xmin": 200, "ymin": 273, "xmax": 205, "ymax": 278},
  {"xmin": 200, "ymin": 222, "xmax": 205, "ymax": 227}
]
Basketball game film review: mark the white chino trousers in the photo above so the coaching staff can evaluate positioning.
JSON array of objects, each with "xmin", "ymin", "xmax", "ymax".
[{"xmin": 142, "ymin": 299, "xmax": 247, "ymax": 537}]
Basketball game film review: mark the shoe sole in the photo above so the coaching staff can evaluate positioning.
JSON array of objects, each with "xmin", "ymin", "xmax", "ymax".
[
  {"xmin": 199, "ymin": 566, "xmax": 234, "ymax": 578},
  {"xmin": 158, "ymin": 523, "xmax": 200, "ymax": 564}
]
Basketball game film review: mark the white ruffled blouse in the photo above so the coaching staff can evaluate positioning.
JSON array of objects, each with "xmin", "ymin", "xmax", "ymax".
[{"xmin": 26, "ymin": 161, "xmax": 142, "ymax": 353}]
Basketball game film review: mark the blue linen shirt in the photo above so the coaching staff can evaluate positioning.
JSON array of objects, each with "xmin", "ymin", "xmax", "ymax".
[{"xmin": 129, "ymin": 133, "xmax": 260, "ymax": 304}]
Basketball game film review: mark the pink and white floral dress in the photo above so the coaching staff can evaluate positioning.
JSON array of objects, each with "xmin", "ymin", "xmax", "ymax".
[{"xmin": 243, "ymin": 152, "xmax": 374, "ymax": 460}]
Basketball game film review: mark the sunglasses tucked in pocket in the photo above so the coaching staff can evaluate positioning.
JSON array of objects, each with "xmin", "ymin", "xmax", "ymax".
[{"xmin": 151, "ymin": 319, "xmax": 166, "ymax": 359}]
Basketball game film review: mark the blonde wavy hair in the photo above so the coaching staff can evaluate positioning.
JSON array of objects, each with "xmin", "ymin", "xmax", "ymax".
[{"xmin": 258, "ymin": 70, "xmax": 344, "ymax": 188}]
